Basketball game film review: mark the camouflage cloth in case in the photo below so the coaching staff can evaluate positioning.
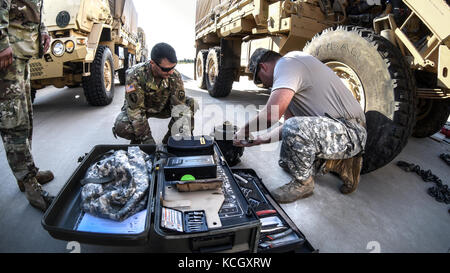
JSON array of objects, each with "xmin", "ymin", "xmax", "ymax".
[
  {"xmin": 0, "ymin": 0, "xmax": 47, "ymax": 59},
  {"xmin": 113, "ymin": 61, "xmax": 197, "ymax": 143},
  {"xmin": 80, "ymin": 147, "xmax": 153, "ymax": 221},
  {"xmin": 0, "ymin": 57, "xmax": 37, "ymax": 181},
  {"xmin": 280, "ymin": 116, "xmax": 367, "ymax": 182}
]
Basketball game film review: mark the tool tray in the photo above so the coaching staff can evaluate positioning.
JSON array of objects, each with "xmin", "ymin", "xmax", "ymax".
[
  {"xmin": 232, "ymin": 169, "xmax": 315, "ymax": 253},
  {"xmin": 42, "ymin": 145, "xmax": 157, "ymax": 246},
  {"xmin": 152, "ymin": 145, "xmax": 261, "ymax": 252}
]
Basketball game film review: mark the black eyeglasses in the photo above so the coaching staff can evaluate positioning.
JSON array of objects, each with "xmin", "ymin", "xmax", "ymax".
[{"xmin": 155, "ymin": 61, "xmax": 176, "ymax": 72}]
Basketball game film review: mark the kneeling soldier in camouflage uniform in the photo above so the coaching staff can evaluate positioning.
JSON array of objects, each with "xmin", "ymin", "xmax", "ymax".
[
  {"xmin": 0, "ymin": 0, "xmax": 54, "ymax": 211},
  {"xmin": 113, "ymin": 43, "xmax": 197, "ymax": 144},
  {"xmin": 234, "ymin": 49, "xmax": 367, "ymax": 203}
]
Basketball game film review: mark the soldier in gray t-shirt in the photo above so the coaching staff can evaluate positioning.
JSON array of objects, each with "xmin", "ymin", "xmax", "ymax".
[
  {"xmin": 233, "ymin": 49, "xmax": 367, "ymax": 203},
  {"xmin": 273, "ymin": 51, "xmax": 366, "ymax": 123}
]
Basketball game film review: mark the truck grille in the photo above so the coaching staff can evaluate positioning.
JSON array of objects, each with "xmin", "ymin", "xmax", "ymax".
[{"xmin": 30, "ymin": 62, "xmax": 44, "ymax": 77}]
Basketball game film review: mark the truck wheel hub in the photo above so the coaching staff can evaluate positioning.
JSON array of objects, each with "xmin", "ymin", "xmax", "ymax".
[
  {"xmin": 326, "ymin": 61, "xmax": 366, "ymax": 111},
  {"xmin": 103, "ymin": 61, "xmax": 112, "ymax": 92}
]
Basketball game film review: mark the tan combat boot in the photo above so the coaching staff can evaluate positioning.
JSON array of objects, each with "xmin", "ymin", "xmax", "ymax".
[
  {"xmin": 17, "ymin": 170, "xmax": 54, "ymax": 192},
  {"xmin": 23, "ymin": 177, "xmax": 55, "ymax": 212},
  {"xmin": 325, "ymin": 155, "xmax": 363, "ymax": 194},
  {"xmin": 271, "ymin": 176, "xmax": 314, "ymax": 203}
]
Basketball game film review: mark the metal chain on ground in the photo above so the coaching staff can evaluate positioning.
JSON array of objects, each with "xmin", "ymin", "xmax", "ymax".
[
  {"xmin": 396, "ymin": 160, "xmax": 450, "ymax": 213},
  {"xmin": 440, "ymin": 153, "xmax": 450, "ymax": 166}
]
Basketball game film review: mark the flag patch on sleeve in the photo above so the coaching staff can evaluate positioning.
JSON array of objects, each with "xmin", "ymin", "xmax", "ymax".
[{"xmin": 126, "ymin": 84, "xmax": 136, "ymax": 93}]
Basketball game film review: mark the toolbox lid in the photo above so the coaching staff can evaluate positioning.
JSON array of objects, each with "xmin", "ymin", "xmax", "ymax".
[{"xmin": 42, "ymin": 145, "xmax": 157, "ymax": 246}]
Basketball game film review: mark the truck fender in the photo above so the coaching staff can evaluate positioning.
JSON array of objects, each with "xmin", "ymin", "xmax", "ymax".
[{"xmin": 86, "ymin": 23, "xmax": 112, "ymax": 62}]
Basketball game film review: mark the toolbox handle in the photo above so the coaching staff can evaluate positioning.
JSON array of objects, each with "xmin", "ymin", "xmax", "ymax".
[{"xmin": 190, "ymin": 232, "xmax": 235, "ymax": 253}]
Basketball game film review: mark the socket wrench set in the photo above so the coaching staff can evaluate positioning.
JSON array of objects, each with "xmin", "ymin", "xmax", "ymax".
[
  {"xmin": 232, "ymin": 169, "xmax": 315, "ymax": 253},
  {"xmin": 161, "ymin": 208, "xmax": 208, "ymax": 233}
]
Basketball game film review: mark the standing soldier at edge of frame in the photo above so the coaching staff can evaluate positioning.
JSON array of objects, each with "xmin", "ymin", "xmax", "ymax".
[{"xmin": 0, "ymin": 0, "xmax": 55, "ymax": 212}]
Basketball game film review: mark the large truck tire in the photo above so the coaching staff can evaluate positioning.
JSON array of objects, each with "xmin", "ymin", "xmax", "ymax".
[
  {"xmin": 205, "ymin": 47, "xmax": 234, "ymax": 97},
  {"xmin": 196, "ymin": 49, "xmax": 208, "ymax": 89},
  {"xmin": 413, "ymin": 99, "xmax": 449, "ymax": 138},
  {"xmin": 304, "ymin": 26, "xmax": 416, "ymax": 174},
  {"xmin": 82, "ymin": 46, "xmax": 115, "ymax": 106}
]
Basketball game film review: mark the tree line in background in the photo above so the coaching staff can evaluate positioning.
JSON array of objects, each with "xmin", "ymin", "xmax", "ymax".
[{"xmin": 178, "ymin": 58, "xmax": 194, "ymax": 64}]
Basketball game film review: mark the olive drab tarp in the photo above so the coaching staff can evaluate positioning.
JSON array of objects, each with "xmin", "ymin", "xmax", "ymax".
[
  {"xmin": 195, "ymin": 0, "xmax": 243, "ymax": 32},
  {"xmin": 110, "ymin": 0, "xmax": 138, "ymax": 37}
]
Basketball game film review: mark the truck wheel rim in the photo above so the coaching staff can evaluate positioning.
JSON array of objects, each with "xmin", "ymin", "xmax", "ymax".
[
  {"xmin": 207, "ymin": 58, "xmax": 217, "ymax": 86},
  {"xmin": 196, "ymin": 57, "xmax": 203, "ymax": 78},
  {"xmin": 104, "ymin": 60, "xmax": 112, "ymax": 92},
  {"xmin": 326, "ymin": 61, "xmax": 366, "ymax": 111}
]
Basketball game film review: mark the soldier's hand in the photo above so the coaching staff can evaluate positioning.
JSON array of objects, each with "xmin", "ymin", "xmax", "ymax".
[
  {"xmin": 0, "ymin": 47, "xmax": 13, "ymax": 70},
  {"xmin": 42, "ymin": 33, "xmax": 51, "ymax": 53},
  {"xmin": 233, "ymin": 129, "xmax": 255, "ymax": 147}
]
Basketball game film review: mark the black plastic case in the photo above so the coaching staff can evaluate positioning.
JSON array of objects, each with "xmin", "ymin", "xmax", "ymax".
[
  {"xmin": 41, "ymin": 144, "xmax": 315, "ymax": 253},
  {"xmin": 42, "ymin": 145, "xmax": 157, "ymax": 246}
]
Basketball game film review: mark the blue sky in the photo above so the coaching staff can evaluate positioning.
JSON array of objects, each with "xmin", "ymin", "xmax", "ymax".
[{"xmin": 134, "ymin": 0, "xmax": 197, "ymax": 60}]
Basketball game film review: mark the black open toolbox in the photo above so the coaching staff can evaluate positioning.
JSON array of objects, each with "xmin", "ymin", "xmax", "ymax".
[
  {"xmin": 151, "ymin": 144, "xmax": 260, "ymax": 252},
  {"xmin": 42, "ymin": 143, "xmax": 315, "ymax": 253},
  {"xmin": 232, "ymin": 169, "xmax": 316, "ymax": 253}
]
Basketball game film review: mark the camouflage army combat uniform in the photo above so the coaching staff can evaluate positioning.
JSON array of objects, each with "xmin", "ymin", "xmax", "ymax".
[
  {"xmin": 274, "ymin": 116, "xmax": 367, "ymax": 202},
  {"xmin": 113, "ymin": 61, "xmax": 197, "ymax": 144},
  {"xmin": 80, "ymin": 147, "xmax": 152, "ymax": 221},
  {"xmin": 0, "ymin": 0, "xmax": 53, "ymax": 210}
]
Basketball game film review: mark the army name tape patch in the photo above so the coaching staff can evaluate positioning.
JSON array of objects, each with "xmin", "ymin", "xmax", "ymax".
[{"xmin": 126, "ymin": 84, "xmax": 136, "ymax": 93}]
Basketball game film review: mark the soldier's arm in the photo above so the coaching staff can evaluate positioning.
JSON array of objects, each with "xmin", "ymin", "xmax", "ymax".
[
  {"xmin": 125, "ymin": 74, "xmax": 151, "ymax": 141},
  {"xmin": 39, "ymin": 1, "xmax": 50, "ymax": 53},
  {"xmin": 234, "ymin": 125, "xmax": 283, "ymax": 147},
  {"xmin": 39, "ymin": 0, "xmax": 48, "ymax": 36},
  {"xmin": 169, "ymin": 70, "xmax": 187, "ymax": 106},
  {"xmin": 0, "ymin": 0, "xmax": 11, "ymax": 52},
  {"xmin": 238, "ymin": 88, "xmax": 295, "ymax": 137},
  {"xmin": 39, "ymin": 20, "xmax": 48, "ymax": 35}
]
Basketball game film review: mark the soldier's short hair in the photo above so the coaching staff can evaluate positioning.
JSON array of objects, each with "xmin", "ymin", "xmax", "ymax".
[{"xmin": 151, "ymin": 43, "xmax": 177, "ymax": 64}]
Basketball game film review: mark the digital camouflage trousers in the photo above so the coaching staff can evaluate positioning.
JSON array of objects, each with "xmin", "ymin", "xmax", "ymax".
[
  {"xmin": 0, "ymin": 57, "xmax": 38, "ymax": 181},
  {"xmin": 280, "ymin": 116, "xmax": 367, "ymax": 182}
]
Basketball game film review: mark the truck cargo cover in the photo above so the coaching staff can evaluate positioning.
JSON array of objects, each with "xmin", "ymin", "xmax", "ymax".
[
  {"xmin": 196, "ymin": 0, "xmax": 242, "ymax": 32},
  {"xmin": 111, "ymin": 0, "xmax": 138, "ymax": 36}
]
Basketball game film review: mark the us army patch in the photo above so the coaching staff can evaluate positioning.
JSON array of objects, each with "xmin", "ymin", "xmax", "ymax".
[
  {"xmin": 129, "ymin": 92, "xmax": 138, "ymax": 104},
  {"xmin": 126, "ymin": 84, "xmax": 136, "ymax": 93},
  {"xmin": 178, "ymin": 90, "xmax": 185, "ymax": 100}
]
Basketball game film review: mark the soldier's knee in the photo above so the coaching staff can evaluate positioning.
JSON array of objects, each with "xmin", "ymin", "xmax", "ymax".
[
  {"xmin": 113, "ymin": 112, "xmax": 134, "ymax": 140},
  {"xmin": 282, "ymin": 117, "xmax": 301, "ymax": 139}
]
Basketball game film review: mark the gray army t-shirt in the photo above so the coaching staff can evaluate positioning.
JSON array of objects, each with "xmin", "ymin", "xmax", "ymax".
[{"xmin": 272, "ymin": 51, "xmax": 365, "ymax": 123}]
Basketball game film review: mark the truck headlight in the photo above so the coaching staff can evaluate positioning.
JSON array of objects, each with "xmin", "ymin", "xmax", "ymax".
[
  {"xmin": 52, "ymin": 41, "xmax": 65, "ymax": 57},
  {"xmin": 65, "ymin": 40, "xmax": 75, "ymax": 53}
]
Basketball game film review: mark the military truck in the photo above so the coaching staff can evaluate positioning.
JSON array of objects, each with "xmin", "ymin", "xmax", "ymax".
[
  {"xmin": 29, "ymin": 0, "xmax": 148, "ymax": 106},
  {"xmin": 194, "ymin": 0, "xmax": 450, "ymax": 173}
]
